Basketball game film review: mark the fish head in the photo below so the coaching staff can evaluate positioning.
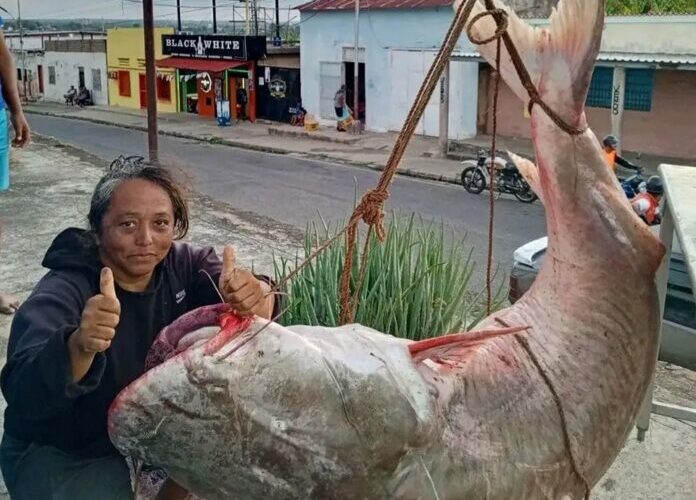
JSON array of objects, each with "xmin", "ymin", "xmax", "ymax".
[{"xmin": 109, "ymin": 310, "xmax": 441, "ymax": 498}]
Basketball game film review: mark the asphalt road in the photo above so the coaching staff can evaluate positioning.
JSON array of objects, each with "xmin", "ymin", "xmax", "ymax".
[{"xmin": 28, "ymin": 114, "xmax": 547, "ymax": 284}]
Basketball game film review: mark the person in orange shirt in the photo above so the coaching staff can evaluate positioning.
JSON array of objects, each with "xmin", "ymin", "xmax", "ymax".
[{"xmin": 603, "ymin": 135, "xmax": 640, "ymax": 174}]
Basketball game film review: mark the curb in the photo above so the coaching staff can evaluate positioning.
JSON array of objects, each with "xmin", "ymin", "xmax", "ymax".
[
  {"xmin": 25, "ymin": 108, "xmax": 463, "ymax": 187},
  {"xmin": 267, "ymin": 126, "xmax": 363, "ymax": 145}
]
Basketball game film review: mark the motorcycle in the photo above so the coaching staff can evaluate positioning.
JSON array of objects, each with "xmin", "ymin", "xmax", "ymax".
[
  {"xmin": 619, "ymin": 167, "xmax": 646, "ymax": 199},
  {"xmin": 460, "ymin": 150, "xmax": 538, "ymax": 203}
]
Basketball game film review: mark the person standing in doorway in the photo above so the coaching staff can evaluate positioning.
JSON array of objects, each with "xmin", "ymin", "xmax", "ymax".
[
  {"xmin": 236, "ymin": 86, "xmax": 248, "ymax": 121},
  {"xmin": 334, "ymin": 85, "xmax": 346, "ymax": 131},
  {"xmin": 0, "ymin": 13, "xmax": 31, "ymax": 314}
]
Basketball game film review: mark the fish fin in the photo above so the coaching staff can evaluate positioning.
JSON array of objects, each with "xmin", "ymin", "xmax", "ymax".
[
  {"xmin": 508, "ymin": 151, "xmax": 544, "ymax": 204},
  {"xmin": 409, "ymin": 326, "xmax": 527, "ymax": 366},
  {"xmin": 463, "ymin": 0, "xmax": 605, "ymax": 120}
]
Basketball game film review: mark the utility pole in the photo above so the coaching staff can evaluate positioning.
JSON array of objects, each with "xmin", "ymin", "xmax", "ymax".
[
  {"xmin": 176, "ymin": 0, "xmax": 182, "ymax": 32},
  {"xmin": 438, "ymin": 62, "xmax": 450, "ymax": 157},
  {"xmin": 273, "ymin": 0, "xmax": 281, "ymax": 46},
  {"xmin": 212, "ymin": 0, "xmax": 218, "ymax": 34},
  {"xmin": 17, "ymin": 0, "xmax": 26, "ymax": 99},
  {"xmin": 352, "ymin": 0, "xmax": 361, "ymax": 133},
  {"xmin": 245, "ymin": 0, "xmax": 250, "ymax": 36},
  {"xmin": 143, "ymin": 0, "xmax": 159, "ymax": 164}
]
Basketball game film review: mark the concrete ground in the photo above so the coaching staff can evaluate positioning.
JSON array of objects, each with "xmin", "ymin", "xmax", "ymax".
[{"xmin": 0, "ymin": 139, "xmax": 695, "ymax": 498}]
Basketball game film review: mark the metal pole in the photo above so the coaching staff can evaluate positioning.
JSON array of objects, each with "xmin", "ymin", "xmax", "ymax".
[
  {"xmin": 353, "ymin": 0, "xmax": 360, "ymax": 133},
  {"xmin": 212, "ymin": 0, "xmax": 218, "ymax": 34},
  {"xmin": 176, "ymin": 0, "xmax": 182, "ymax": 32},
  {"xmin": 17, "ymin": 0, "xmax": 27, "ymax": 99},
  {"xmin": 143, "ymin": 0, "xmax": 159, "ymax": 164},
  {"xmin": 274, "ymin": 0, "xmax": 281, "ymax": 45},
  {"xmin": 439, "ymin": 61, "xmax": 450, "ymax": 157}
]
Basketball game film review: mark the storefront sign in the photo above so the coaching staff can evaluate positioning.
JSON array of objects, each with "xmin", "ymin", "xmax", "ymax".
[
  {"xmin": 269, "ymin": 78, "xmax": 287, "ymax": 99},
  {"xmin": 162, "ymin": 34, "xmax": 266, "ymax": 61}
]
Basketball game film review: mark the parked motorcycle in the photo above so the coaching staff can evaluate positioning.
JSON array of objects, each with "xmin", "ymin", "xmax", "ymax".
[{"xmin": 460, "ymin": 150, "xmax": 538, "ymax": 203}]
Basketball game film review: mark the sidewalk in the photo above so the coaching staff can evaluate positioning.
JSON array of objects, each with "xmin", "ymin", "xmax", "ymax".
[
  {"xmin": 0, "ymin": 138, "xmax": 695, "ymax": 498},
  {"xmin": 26, "ymin": 102, "xmax": 692, "ymax": 186}
]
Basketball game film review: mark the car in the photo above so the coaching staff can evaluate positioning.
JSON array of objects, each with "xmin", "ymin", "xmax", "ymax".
[{"xmin": 509, "ymin": 229, "xmax": 696, "ymax": 369}]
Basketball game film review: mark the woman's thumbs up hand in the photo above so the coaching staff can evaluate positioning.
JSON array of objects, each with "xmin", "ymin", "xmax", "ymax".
[
  {"xmin": 73, "ymin": 268, "xmax": 122, "ymax": 354},
  {"xmin": 219, "ymin": 246, "xmax": 273, "ymax": 319}
]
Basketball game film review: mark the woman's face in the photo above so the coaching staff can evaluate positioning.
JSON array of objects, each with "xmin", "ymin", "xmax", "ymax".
[{"xmin": 98, "ymin": 179, "xmax": 175, "ymax": 283}]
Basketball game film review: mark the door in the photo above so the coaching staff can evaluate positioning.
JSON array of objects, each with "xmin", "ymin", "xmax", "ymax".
[
  {"xmin": 78, "ymin": 67, "xmax": 85, "ymax": 88},
  {"xmin": 319, "ymin": 62, "xmax": 342, "ymax": 120},
  {"xmin": 389, "ymin": 50, "xmax": 438, "ymax": 136},
  {"xmin": 139, "ymin": 73, "xmax": 147, "ymax": 109},
  {"xmin": 37, "ymin": 65, "xmax": 44, "ymax": 93},
  {"xmin": 197, "ymin": 72, "xmax": 215, "ymax": 118}
]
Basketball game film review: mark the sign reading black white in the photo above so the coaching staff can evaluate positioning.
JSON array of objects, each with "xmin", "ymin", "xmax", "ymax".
[{"xmin": 162, "ymin": 34, "xmax": 266, "ymax": 61}]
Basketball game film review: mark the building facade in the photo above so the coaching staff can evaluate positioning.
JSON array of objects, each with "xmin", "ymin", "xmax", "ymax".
[
  {"xmin": 468, "ymin": 14, "xmax": 696, "ymax": 159},
  {"xmin": 298, "ymin": 0, "xmax": 480, "ymax": 140},
  {"xmin": 156, "ymin": 33, "xmax": 266, "ymax": 121},
  {"xmin": 42, "ymin": 39, "xmax": 108, "ymax": 105},
  {"xmin": 7, "ymin": 31, "xmax": 106, "ymax": 102},
  {"xmin": 257, "ymin": 46, "xmax": 301, "ymax": 123},
  {"xmin": 107, "ymin": 27, "xmax": 177, "ymax": 113}
]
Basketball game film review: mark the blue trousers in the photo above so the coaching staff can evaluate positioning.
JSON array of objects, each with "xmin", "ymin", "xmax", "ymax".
[{"xmin": 0, "ymin": 112, "xmax": 9, "ymax": 191}]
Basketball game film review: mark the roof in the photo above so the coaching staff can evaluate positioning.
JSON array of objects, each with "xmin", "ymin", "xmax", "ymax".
[
  {"xmin": 452, "ymin": 50, "xmax": 696, "ymax": 68},
  {"xmin": 297, "ymin": 0, "xmax": 453, "ymax": 12},
  {"xmin": 156, "ymin": 57, "xmax": 248, "ymax": 72}
]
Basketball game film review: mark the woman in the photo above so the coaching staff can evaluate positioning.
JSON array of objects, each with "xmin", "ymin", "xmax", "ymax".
[{"xmin": 0, "ymin": 161, "xmax": 278, "ymax": 499}]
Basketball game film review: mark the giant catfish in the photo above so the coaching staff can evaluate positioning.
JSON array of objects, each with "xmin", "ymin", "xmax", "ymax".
[{"xmin": 108, "ymin": 0, "xmax": 665, "ymax": 498}]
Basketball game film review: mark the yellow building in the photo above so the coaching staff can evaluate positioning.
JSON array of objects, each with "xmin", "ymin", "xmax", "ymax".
[{"xmin": 107, "ymin": 27, "xmax": 177, "ymax": 113}]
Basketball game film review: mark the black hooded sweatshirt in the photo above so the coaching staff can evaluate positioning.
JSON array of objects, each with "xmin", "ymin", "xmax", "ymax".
[{"xmin": 1, "ymin": 228, "xmax": 272, "ymax": 457}]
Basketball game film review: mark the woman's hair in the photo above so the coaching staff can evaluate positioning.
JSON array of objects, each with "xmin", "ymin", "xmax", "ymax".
[{"xmin": 88, "ymin": 157, "xmax": 189, "ymax": 239}]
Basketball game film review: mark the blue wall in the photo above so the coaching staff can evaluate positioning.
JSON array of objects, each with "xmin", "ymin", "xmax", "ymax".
[{"xmin": 300, "ymin": 7, "xmax": 479, "ymax": 137}]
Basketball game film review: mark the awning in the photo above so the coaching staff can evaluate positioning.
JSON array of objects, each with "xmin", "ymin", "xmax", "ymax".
[
  {"xmin": 156, "ymin": 57, "xmax": 248, "ymax": 72},
  {"xmin": 452, "ymin": 50, "xmax": 696, "ymax": 68}
]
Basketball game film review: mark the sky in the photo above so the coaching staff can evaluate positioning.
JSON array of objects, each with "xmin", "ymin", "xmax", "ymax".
[{"xmin": 4, "ymin": 0, "xmax": 300, "ymax": 22}]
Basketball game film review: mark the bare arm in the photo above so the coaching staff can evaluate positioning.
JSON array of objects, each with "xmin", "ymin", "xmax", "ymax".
[{"xmin": 0, "ymin": 30, "xmax": 30, "ymax": 146}]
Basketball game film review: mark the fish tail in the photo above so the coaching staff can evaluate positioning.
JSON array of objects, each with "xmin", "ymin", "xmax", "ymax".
[{"xmin": 462, "ymin": 0, "xmax": 606, "ymax": 125}]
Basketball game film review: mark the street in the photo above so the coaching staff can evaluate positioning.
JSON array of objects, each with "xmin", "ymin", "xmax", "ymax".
[{"xmin": 29, "ymin": 114, "xmax": 547, "ymax": 284}]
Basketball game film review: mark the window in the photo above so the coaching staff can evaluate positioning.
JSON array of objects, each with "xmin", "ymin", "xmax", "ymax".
[
  {"xmin": 624, "ymin": 69, "xmax": 655, "ymax": 112},
  {"xmin": 92, "ymin": 69, "xmax": 102, "ymax": 92},
  {"xmin": 48, "ymin": 66, "xmax": 56, "ymax": 85},
  {"xmin": 586, "ymin": 67, "xmax": 613, "ymax": 108},
  {"xmin": 586, "ymin": 66, "xmax": 655, "ymax": 112},
  {"xmin": 16, "ymin": 68, "xmax": 21, "ymax": 81},
  {"xmin": 78, "ymin": 67, "xmax": 85, "ymax": 88},
  {"xmin": 156, "ymin": 74, "xmax": 171, "ymax": 102},
  {"xmin": 118, "ymin": 71, "xmax": 131, "ymax": 97}
]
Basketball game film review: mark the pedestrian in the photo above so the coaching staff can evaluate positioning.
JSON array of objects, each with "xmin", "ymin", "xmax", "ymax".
[
  {"xmin": 0, "ymin": 161, "xmax": 279, "ymax": 499},
  {"xmin": 334, "ymin": 85, "xmax": 346, "ymax": 131},
  {"xmin": 0, "ymin": 13, "xmax": 31, "ymax": 314}
]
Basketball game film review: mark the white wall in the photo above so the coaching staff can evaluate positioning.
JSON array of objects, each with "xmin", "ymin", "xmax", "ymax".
[
  {"xmin": 42, "ymin": 51, "xmax": 108, "ymax": 105},
  {"xmin": 300, "ymin": 8, "xmax": 479, "ymax": 139}
]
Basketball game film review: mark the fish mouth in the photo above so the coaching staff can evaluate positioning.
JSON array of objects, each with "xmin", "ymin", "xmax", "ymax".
[{"xmin": 143, "ymin": 303, "xmax": 254, "ymax": 370}]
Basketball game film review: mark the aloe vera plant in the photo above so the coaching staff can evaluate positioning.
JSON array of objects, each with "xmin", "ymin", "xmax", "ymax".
[{"xmin": 274, "ymin": 215, "xmax": 506, "ymax": 341}]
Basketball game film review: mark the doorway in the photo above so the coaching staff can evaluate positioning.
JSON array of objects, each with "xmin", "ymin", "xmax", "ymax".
[
  {"xmin": 37, "ymin": 65, "xmax": 44, "ymax": 93},
  {"xmin": 139, "ymin": 73, "xmax": 147, "ymax": 109},
  {"xmin": 343, "ymin": 61, "xmax": 366, "ymax": 122},
  {"xmin": 78, "ymin": 67, "xmax": 85, "ymax": 88},
  {"xmin": 197, "ymin": 72, "xmax": 215, "ymax": 118}
]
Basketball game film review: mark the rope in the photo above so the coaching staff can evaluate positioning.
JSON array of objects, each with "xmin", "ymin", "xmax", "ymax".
[
  {"xmin": 495, "ymin": 318, "xmax": 591, "ymax": 499},
  {"xmin": 270, "ymin": 0, "xmax": 587, "ymax": 326}
]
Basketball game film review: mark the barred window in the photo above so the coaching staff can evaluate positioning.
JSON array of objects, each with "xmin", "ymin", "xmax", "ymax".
[
  {"xmin": 48, "ymin": 66, "xmax": 56, "ymax": 85},
  {"xmin": 586, "ymin": 66, "xmax": 655, "ymax": 112}
]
